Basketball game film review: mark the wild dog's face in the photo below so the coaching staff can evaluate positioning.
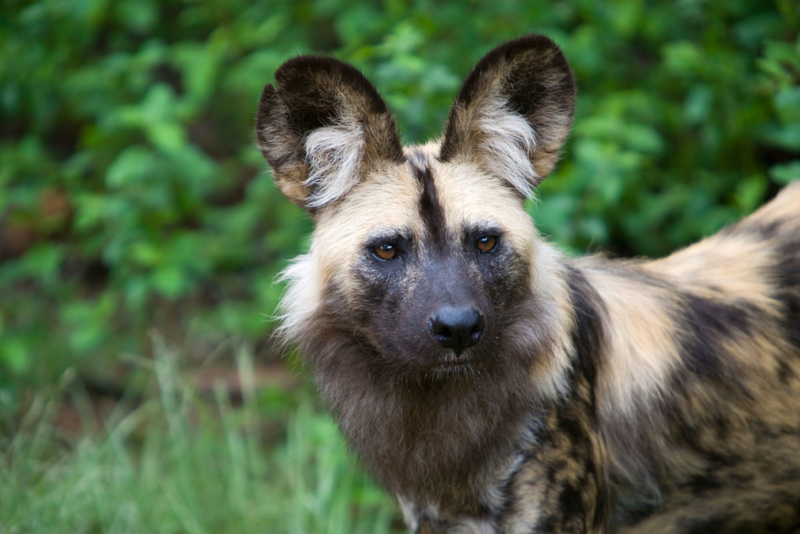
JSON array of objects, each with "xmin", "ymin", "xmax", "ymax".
[
  {"xmin": 257, "ymin": 35, "xmax": 575, "ymax": 382},
  {"xmin": 309, "ymin": 153, "xmax": 539, "ymax": 379}
]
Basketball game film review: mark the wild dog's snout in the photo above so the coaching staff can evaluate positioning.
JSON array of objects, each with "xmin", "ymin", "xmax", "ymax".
[{"xmin": 428, "ymin": 306, "xmax": 485, "ymax": 355}]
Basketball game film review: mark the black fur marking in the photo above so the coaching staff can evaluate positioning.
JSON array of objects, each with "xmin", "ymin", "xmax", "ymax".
[
  {"xmin": 775, "ymin": 241, "xmax": 800, "ymax": 351},
  {"xmin": 446, "ymin": 35, "xmax": 570, "ymax": 124},
  {"xmin": 411, "ymin": 153, "xmax": 447, "ymax": 248},
  {"xmin": 275, "ymin": 56, "xmax": 390, "ymax": 135},
  {"xmin": 531, "ymin": 266, "xmax": 610, "ymax": 531},
  {"xmin": 565, "ymin": 266, "xmax": 605, "ymax": 392},
  {"xmin": 724, "ymin": 217, "xmax": 784, "ymax": 241},
  {"xmin": 688, "ymin": 472, "xmax": 723, "ymax": 493},
  {"xmin": 556, "ymin": 412, "xmax": 588, "ymax": 445},
  {"xmin": 558, "ymin": 485, "xmax": 585, "ymax": 522},
  {"xmin": 778, "ymin": 359, "xmax": 795, "ymax": 384},
  {"xmin": 684, "ymin": 520, "xmax": 726, "ymax": 534},
  {"xmin": 355, "ymin": 236, "xmax": 412, "ymax": 306},
  {"xmin": 256, "ymin": 84, "xmax": 277, "ymax": 142},
  {"xmin": 539, "ymin": 513, "xmax": 558, "ymax": 534},
  {"xmin": 463, "ymin": 226, "xmax": 530, "ymax": 312},
  {"xmin": 721, "ymin": 218, "xmax": 800, "ymax": 352},
  {"xmin": 256, "ymin": 55, "xmax": 406, "ymax": 207},
  {"xmin": 678, "ymin": 294, "xmax": 754, "ymax": 379},
  {"xmin": 778, "ymin": 466, "xmax": 800, "ymax": 481}
]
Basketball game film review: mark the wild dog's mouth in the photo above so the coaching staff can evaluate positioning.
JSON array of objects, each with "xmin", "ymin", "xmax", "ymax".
[
  {"xmin": 439, "ymin": 350, "xmax": 474, "ymax": 366},
  {"xmin": 428, "ymin": 354, "xmax": 482, "ymax": 380},
  {"xmin": 420, "ymin": 348, "xmax": 485, "ymax": 378}
]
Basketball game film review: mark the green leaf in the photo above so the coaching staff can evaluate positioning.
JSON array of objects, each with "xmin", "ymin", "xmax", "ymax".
[
  {"xmin": 683, "ymin": 85, "xmax": 713, "ymax": 124},
  {"xmin": 0, "ymin": 338, "xmax": 30, "ymax": 373},
  {"xmin": 114, "ymin": 0, "xmax": 159, "ymax": 33},
  {"xmin": 152, "ymin": 264, "xmax": 188, "ymax": 300},
  {"xmin": 61, "ymin": 294, "xmax": 117, "ymax": 353},
  {"xmin": 765, "ymin": 124, "xmax": 800, "ymax": 150},
  {"xmin": 130, "ymin": 241, "xmax": 162, "ymax": 267},
  {"xmin": 770, "ymin": 161, "xmax": 800, "ymax": 185},
  {"xmin": 734, "ymin": 176, "xmax": 767, "ymax": 213},
  {"xmin": 106, "ymin": 146, "xmax": 154, "ymax": 188},
  {"xmin": 147, "ymin": 121, "xmax": 186, "ymax": 151},
  {"xmin": 17, "ymin": 244, "xmax": 63, "ymax": 284},
  {"xmin": 663, "ymin": 41, "xmax": 702, "ymax": 75},
  {"xmin": 774, "ymin": 87, "xmax": 800, "ymax": 124}
]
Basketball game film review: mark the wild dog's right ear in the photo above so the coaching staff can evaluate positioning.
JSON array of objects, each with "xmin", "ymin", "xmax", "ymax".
[
  {"xmin": 439, "ymin": 35, "xmax": 575, "ymax": 197},
  {"xmin": 257, "ymin": 57, "xmax": 404, "ymax": 209}
]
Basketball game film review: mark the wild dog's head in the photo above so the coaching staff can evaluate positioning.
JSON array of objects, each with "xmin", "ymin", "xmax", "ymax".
[{"xmin": 257, "ymin": 34, "xmax": 575, "ymax": 391}]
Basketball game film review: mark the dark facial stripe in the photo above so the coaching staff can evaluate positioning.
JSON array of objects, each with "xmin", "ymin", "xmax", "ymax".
[{"xmin": 410, "ymin": 151, "xmax": 447, "ymax": 247}]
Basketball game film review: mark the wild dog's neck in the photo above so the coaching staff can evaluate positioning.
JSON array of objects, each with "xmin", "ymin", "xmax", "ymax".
[
  {"xmin": 316, "ymin": 335, "xmax": 542, "ymax": 512},
  {"xmin": 481, "ymin": 266, "xmax": 608, "ymax": 532}
]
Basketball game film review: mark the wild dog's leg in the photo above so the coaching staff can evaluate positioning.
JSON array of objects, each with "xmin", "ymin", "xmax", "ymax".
[{"xmin": 501, "ymin": 388, "xmax": 608, "ymax": 534}]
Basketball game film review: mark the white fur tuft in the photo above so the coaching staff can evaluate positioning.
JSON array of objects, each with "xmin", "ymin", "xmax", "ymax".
[
  {"xmin": 274, "ymin": 254, "xmax": 319, "ymax": 342},
  {"xmin": 304, "ymin": 122, "xmax": 365, "ymax": 207},
  {"xmin": 475, "ymin": 98, "xmax": 538, "ymax": 197}
]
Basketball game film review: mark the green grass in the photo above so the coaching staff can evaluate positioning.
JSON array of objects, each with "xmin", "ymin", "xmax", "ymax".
[{"xmin": 0, "ymin": 343, "xmax": 400, "ymax": 534}]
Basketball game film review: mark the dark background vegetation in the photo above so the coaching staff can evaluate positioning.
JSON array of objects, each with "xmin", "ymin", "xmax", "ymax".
[{"xmin": 0, "ymin": 0, "xmax": 798, "ymax": 531}]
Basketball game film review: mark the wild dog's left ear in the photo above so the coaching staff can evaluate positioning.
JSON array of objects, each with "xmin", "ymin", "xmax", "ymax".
[
  {"xmin": 257, "ymin": 57, "xmax": 405, "ymax": 209},
  {"xmin": 439, "ymin": 34, "xmax": 575, "ymax": 196}
]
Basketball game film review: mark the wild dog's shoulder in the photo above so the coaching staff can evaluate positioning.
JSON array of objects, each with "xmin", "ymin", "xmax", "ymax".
[
  {"xmin": 572, "ymin": 182, "xmax": 800, "ymax": 414},
  {"xmin": 568, "ymin": 183, "xmax": 800, "ymax": 530},
  {"xmin": 575, "ymin": 181, "xmax": 800, "ymax": 365}
]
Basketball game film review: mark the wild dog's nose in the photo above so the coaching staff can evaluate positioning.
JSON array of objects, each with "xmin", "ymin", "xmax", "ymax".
[{"xmin": 428, "ymin": 307, "xmax": 485, "ymax": 356}]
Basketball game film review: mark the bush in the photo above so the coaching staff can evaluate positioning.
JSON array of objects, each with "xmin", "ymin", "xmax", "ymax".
[{"xmin": 1, "ymin": 0, "xmax": 798, "ymax": 405}]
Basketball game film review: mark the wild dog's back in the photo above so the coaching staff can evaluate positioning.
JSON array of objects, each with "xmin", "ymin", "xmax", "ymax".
[{"xmin": 576, "ymin": 181, "xmax": 800, "ymax": 531}]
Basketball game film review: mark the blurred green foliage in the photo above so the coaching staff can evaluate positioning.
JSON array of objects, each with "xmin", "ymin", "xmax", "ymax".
[
  {"xmin": 1, "ymin": 344, "xmax": 399, "ymax": 533},
  {"xmin": 1, "ymin": 0, "xmax": 799, "ymax": 405}
]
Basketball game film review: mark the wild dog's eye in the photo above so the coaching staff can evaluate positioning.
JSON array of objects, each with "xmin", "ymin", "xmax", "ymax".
[
  {"xmin": 373, "ymin": 243, "xmax": 397, "ymax": 260},
  {"xmin": 476, "ymin": 236, "xmax": 497, "ymax": 253}
]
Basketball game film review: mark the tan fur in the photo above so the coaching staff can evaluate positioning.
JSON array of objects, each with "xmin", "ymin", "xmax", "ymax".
[{"xmin": 581, "ymin": 262, "xmax": 683, "ymax": 415}]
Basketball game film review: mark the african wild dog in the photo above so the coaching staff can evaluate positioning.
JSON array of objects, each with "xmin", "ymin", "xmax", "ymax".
[{"xmin": 256, "ymin": 34, "xmax": 800, "ymax": 533}]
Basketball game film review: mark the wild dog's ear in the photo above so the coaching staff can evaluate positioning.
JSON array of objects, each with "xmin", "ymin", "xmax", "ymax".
[
  {"xmin": 439, "ymin": 35, "xmax": 575, "ymax": 197},
  {"xmin": 257, "ymin": 57, "xmax": 405, "ymax": 209}
]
